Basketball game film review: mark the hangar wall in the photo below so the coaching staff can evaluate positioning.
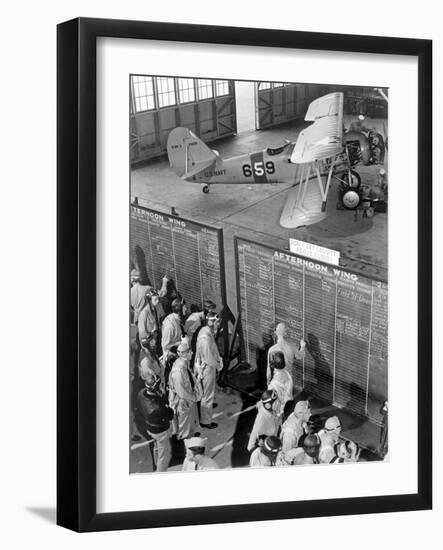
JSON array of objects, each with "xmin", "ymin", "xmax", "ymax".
[{"xmin": 130, "ymin": 76, "xmax": 237, "ymax": 164}]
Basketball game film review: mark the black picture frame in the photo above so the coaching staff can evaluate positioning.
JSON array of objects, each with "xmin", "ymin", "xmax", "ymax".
[{"xmin": 57, "ymin": 17, "xmax": 432, "ymax": 532}]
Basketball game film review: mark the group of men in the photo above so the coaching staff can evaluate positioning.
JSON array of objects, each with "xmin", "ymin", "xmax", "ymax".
[
  {"xmin": 130, "ymin": 268, "xmax": 223, "ymax": 472},
  {"xmin": 247, "ymin": 322, "xmax": 360, "ymax": 467},
  {"xmin": 131, "ymin": 269, "xmax": 361, "ymax": 472}
]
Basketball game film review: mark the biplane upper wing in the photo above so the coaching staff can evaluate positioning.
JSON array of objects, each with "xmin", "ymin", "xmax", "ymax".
[{"xmin": 280, "ymin": 92, "xmax": 344, "ymax": 228}]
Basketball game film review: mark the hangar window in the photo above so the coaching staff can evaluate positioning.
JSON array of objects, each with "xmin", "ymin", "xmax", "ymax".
[
  {"xmin": 215, "ymin": 80, "xmax": 229, "ymax": 96},
  {"xmin": 197, "ymin": 79, "xmax": 214, "ymax": 100},
  {"xmin": 258, "ymin": 82, "xmax": 271, "ymax": 90},
  {"xmin": 273, "ymin": 82, "xmax": 284, "ymax": 88},
  {"xmin": 157, "ymin": 77, "xmax": 176, "ymax": 108},
  {"xmin": 178, "ymin": 78, "xmax": 195, "ymax": 103},
  {"xmin": 132, "ymin": 76, "xmax": 155, "ymax": 112}
]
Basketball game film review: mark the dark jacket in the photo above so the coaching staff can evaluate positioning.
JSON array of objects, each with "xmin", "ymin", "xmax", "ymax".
[{"xmin": 137, "ymin": 389, "xmax": 174, "ymax": 434}]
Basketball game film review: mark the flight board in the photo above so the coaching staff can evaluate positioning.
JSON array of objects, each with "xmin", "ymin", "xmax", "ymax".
[
  {"xmin": 235, "ymin": 237, "xmax": 388, "ymax": 423},
  {"xmin": 131, "ymin": 204, "xmax": 226, "ymax": 311}
]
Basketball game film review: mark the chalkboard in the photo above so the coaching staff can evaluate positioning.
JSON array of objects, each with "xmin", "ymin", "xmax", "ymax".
[
  {"xmin": 235, "ymin": 237, "xmax": 388, "ymax": 424},
  {"xmin": 131, "ymin": 204, "xmax": 226, "ymax": 311}
]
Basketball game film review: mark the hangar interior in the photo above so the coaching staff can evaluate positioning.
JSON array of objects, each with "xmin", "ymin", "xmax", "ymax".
[{"xmin": 130, "ymin": 76, "xmax": 388, "ymax": 473}]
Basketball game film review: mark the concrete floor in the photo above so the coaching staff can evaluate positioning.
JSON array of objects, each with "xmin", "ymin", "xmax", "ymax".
[
  {"xmin": 131, "ymin": 117, "xmax": 388, "ymax": 315},
  {"xmin": 130, "ymin": 119, "xmax": 388, "ymax": 472}
]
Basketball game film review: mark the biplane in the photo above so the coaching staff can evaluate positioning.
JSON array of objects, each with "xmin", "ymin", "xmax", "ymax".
[{"xmin": 167, "ymin": 92, "xmax": 384, "ymax": 228}]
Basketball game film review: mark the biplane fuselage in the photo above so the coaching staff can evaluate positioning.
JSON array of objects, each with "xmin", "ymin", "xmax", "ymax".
[{"xmin": 185, "ymin": 144, "xmax": 298, "ymax": 185}]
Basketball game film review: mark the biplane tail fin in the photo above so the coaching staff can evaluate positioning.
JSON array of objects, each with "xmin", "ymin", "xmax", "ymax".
[{"xmin": 167, "ymin": 127, "xmax": 217, "ymax": 179}]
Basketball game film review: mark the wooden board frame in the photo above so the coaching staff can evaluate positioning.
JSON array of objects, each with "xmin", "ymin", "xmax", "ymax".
[{"xmin": 57, "ymin": 17, "xmax": 432, "ymax": 532}]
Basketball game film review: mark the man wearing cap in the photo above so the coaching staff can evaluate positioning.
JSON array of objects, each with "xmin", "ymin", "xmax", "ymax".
[
  {"xmin": 168, "ymin": 338, "xmax": 199, "ymax": 439},
  {"xmin": 182, "ymin": 436, "xmax": 220, "ymax": 471},
  {"xmin": 267, "ymin": 351, "xmax": 293, "ymax": 417},
  {"xmin": 138, "ymin": 288, "xmax": 165, "ymax": 358},
  {"xmin": 185, "ymin": 300, "xmax": 217, "ymax": 341},
  {"xmin": 130, "ymin": 269, "xmax": 151, "ymax": 324},
  {"xmin": 194, "ymin": 312, "xmax": 223, "ymax": 429},
  {"xmin": 267, "ymin": 323, "xmax": 306, "ymax": 389},
  {"xmin": 136, "ymin": 371, "xmax": 174, "ymax": 472},
  {"xmin": 280, "ymin": 400, "xmax": 312, "ymax": 451},
  {"xmin": 249, "ymin": 435, "xmax": 282, "ymax": 467},
  {"xmin": 247, "ymin": 390, "xmax": 280, "ymax": 452},
  {"xmin": 318, "ymin": 415, "xmax": 342, "ymax": 463},
  {"xmin": 139, "ymin": 350, "xmax": 165, "ymax": 392},
  {"xmin": 161, "ymin": 298, "xmax": 185, "ymax": 356},
  {"xmin": 278, "ymin": 434, "xmax": 321, "ymax": 466}
]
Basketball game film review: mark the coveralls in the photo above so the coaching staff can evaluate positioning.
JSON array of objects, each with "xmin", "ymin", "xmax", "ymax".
[
  {"xmin": 161, "ymin": 313, "xmax": 183, "ymax": 355},
  {"xmin": 268, "ymin": 369, "xmax": 293, "ymax": 416},
  {"xmin": 182, "ymin": 454, "xmax": 219, "ymax": 471},
  {"xmin": 267, "ymin": 339, "xmax": 305, "ymax": 388},
  {"xmin": 249, "ymin": 447, "xmax": 280, "ymax": 468},
  {"xmin": 138, "ymin": 302, "xmax": 163, "ymax": 352},
  {"xmin": 136, "ymin": 388, "xmax": 174, "ymax": 472},
  {"xmin": 277, "ymin": 447, "xmax": 316, "ymax": 466},
  {"xmin": 168, "ymin": 357, "xmax": 199, "ymax": 439},
  {"xmin": 184, "ymin": 311, "xmax": 205, "ymax": 340},
  {"xmin": 280, "ymin": 412, "xmax": 306, "ymax": 451},
  {"xmin": 194, "ymin": 326, "xmax": 223, "ymax": 425},
  {"xmin": 318, "ymin": 429, "xmax": 339, "ymax": 463},
  {"xmin": 130, "ymin": 282, "xmax": 150, "ymax": 323},
  {"xmin": 247, "ymin": 402, "xmax": 280, "ymax": 452}
]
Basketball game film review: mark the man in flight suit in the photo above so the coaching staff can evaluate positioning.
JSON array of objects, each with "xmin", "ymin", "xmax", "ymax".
[
  {"xmin": 194, "ymin": 311, "xmax": 223, "ymax": 429},
  {"xmin": 168, "ymin": 338, "xmax": 199, "ymax": 440},
  {"xmin": 181, "ymin": 436, "xmax": 219, "ymax": 471},
  {"xmin": 136, "ymin": 371, "xmax": 174, "ymax": 472}
]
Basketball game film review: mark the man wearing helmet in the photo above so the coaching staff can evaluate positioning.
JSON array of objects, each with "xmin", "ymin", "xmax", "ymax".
[
  {"xmin": 138, "ymin": 288, "xmax": 164, "ymax": 357},
  {"xmin": 267, "ymin": 351, "xmax": 293, "ymax": 417},
  {"xmin": 280, "ymin": 399, "xmax": 312, "ymax": 451},
  {"xmin": 318, "ymin": 415, "xmax": 342, "ymax": 463},
  {"xmin": 247, "ymin": 389, "xmax": 280, "ymax": 452},
  {"xmin": 168, "ymin": 338, "xmax": 199, "ymax": 439},
  {"xmin": 249, "ymin": 435, "xmax": 282, "ymax": 468},
  {"xmin": 278, "ymin": 433, "xmax": 321, "ymax": 466},
  {"xmin": 267, "ymin": 323, "xmax": 306, "ymax": 389},
  {"xmin": 136, "ymin": 371, "xmax": 174, "ymax": 472},
  {"xmin": 184, "ymin": 300, "xmax": 217, "ymax": 341},
  {"xmin": 182, "ymin": 436, "xmax": 220, "ymax": 471},
  {"xmin": 194, "ymin": 311, "xmax": 223, "ymax": 429}
]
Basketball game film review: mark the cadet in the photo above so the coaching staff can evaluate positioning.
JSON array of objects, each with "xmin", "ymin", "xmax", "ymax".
[
  {"xmin": 267, "ymin": 351, "xmax": 293, "ymax": 417},
  {"xmin": 194, "ymin": 311, "xmax": 223, "ymax": 429},
  {"xmin": 168, "ymin": 338, "xmax": 199, "ymax": 440},
  {"xmin": 267, "ymin": 323, "xmax": 306, "ymax": 387},
  {"xmin": 162, "ymin": 298, "xmax": 185, "ymax": 356},
  {"xmin": 247, "ymin": 390, "xmax": 280, "ymax": 452},
  {"xmin": 280, "ymin": 400, "xmax": 311, "ymax": 451},
  {"xmin": 182, "ymin": 436, "xmax": 220, "ymax": 471},
  {"xmin": 250, "ymin": 435, "xmax": 282, "ymax": 468},
  {"xmin": 318, "ymin": 415, "xmax": 342, "ymax": 463},
  {"xmin": 136, "ymin": 372, "xmax": 174, "ymax": 472}
]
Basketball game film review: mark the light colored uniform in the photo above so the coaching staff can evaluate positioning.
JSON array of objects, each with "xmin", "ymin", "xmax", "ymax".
[
  {"xmin": 184, "ymin": 311, "xmax": 205, "ymax": 340},
  {"xmin": 267, "ymin": 339, "xmax": 305, "ymax": 388},
  {"xmin": 318, "ymin": 429, "xmax": 339, "ymax": 463},
  {"xmin": 249, "ymin": 447, "xmax": 280, "ymax": 468},
  {"xmin": 280, "ymin": 412, "xmax": 306, "ymax": 451},
  {"xmin": 277, "ymin": 447, "xmax": 315, "ymax": 466},
  {"xmin": 138, "ymin": 302, "xmax": 164, "ymax": 341},
  {"xmin": 182, "ymin": 454, "xmax": 219, "ymax": 471},
  {"xmin": 268, "ymin": 369, "xmax": 293, "ymax": 416},
  {"xmin": 194, "ymin": 326, "xmax": 223, "ymax": 425},
  {"xmin": 168, "ymin": 357, "xmax": 199, "ymax": 439},
  {"xmin": 131, "ymin": 283, "xmax": 150, "ymax": 323},
  {"xmin": 162, "ymin": 313, "xmax": 183, "ymax": 354},
  {"xmin": 247, "ymin": 402, "xmax": 280, "ymax": 452}
]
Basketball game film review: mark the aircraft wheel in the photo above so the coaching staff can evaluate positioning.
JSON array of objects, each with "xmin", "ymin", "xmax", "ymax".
[
  {"xmin": 202, "ymin": 185, "xmax": 210, "ymax": 194},
  {"xmin": 341, "ymin": 170, "xmax": 361, "ymax": 190},
  {"xmin": 342, "ymin": 189, "xmax": 360, "ymax": 209}
]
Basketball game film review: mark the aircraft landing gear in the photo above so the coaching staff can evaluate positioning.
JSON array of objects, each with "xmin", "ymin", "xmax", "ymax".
[{"xmin": 202, "ymin": 185, "xmax": 210, "ymax": 194}]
